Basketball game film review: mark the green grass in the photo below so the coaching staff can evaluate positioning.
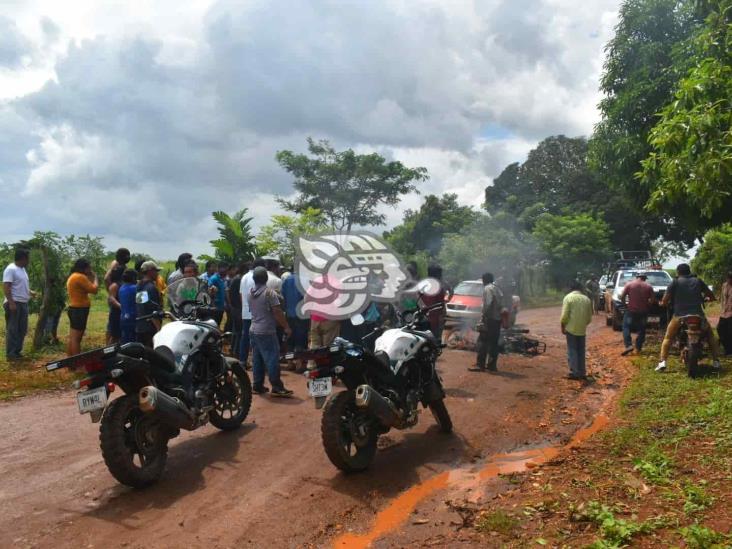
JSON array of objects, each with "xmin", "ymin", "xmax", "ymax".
[
  {"xmin": 475, "ymin": 509, "xmax": 519, "ymax": 537},
  {"xmin": 0, "ymin": 295, "xmax": 108, "ymax": 399}
]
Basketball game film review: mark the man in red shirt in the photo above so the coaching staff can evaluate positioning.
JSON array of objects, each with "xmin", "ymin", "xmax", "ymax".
[{"xmin": 620, "ymin": 273, "xmax": 656, "ymax": 355}]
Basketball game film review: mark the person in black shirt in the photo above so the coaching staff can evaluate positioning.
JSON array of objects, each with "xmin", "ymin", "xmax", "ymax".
[
  {"xmin": 228, "ymin": 262, "xmax": 249, "ymax": 357},
  {"xmin": 136, "ymin": 261, "xmax": 163, "ymax": 348},
  {"xmin": 656, "ymin": 263, "xmax": 720, "ymax": 372}
]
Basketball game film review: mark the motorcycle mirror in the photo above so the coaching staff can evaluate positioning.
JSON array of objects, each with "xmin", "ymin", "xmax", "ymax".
[
  {"xmin": 196, "ymin": 291, "xmax": 212, "ymax": 306},
  {"xmin": 135, "ymin": 291, "xmax": 149, "ymax": 304},
  {"xmin": 416, "ymin": 277, "xmax": 441, "ymax": 296},
  {"xmin": 350, "ymin": 314, "xmax": 365, "ymax": 326}
]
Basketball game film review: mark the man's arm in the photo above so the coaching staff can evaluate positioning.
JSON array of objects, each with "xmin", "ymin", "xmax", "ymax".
[
  {"xmin": 3, "ymin": 281, "xmax": 15, "ymax": 312},
  {"xmin": 272, "ymin": 304, "xmax": 292, "ymax": 337},
  {"xmin": 700, "ymin": 280, "xmax": 715, "ymax": 302},
  {"xmin": 660, "ymin": 282, "xmax": 674, "ymax": 308},
  {"xmin": 560, "ymin": 297, "xmax": 570, "ymax": 334}
]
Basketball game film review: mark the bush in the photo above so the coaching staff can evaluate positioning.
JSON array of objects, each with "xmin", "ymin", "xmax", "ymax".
[{"xmin": 691, "ymin": 223, "xmax": 732, "ymax": 290}]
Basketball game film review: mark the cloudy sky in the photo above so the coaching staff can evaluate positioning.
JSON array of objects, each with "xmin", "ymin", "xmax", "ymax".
[{"xmin": 0, "ymin": 0, "xmax": 621, "ymax": 259}]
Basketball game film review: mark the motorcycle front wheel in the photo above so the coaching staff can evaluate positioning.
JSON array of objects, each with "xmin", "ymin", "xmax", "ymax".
[
  {"xmin": 100, "ymin": 395, "xmax": 168, "ymax": 488},
  {"xmin": 429, "ymin": 398, "xmax": 453, "ymax": 433},
  {"xmin": 209, "ymin": 363, "xmax": 253, "ymax": 431},
  {"xmin": 321, "ymin": 391, "xmax": 377, "ymax": 473}
]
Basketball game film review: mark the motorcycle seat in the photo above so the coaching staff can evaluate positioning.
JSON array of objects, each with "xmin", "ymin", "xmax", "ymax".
[{"xmin": 119, "ymin": 343, "xmax": 177, "ymax": 373}]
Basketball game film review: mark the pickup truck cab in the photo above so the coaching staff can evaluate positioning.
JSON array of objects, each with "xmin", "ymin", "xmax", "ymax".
[{"xmin": 604, "ymin": 269, "xmax": 672, "ymax": 331}]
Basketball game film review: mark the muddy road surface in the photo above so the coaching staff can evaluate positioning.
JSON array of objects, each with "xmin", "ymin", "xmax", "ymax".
[{"xmin": 0, "ymin": 307, "xmax": 624, "ymax": 548}]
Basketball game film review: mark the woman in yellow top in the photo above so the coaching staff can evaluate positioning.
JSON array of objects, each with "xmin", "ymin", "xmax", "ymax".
[{"xmin": 66, "ymin": 258, "xmax": 99, "ymax": 356}]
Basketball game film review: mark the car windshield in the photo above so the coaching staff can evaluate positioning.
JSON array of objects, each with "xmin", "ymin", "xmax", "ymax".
[
  {"xmin": 617, "ymin": 271, "xmax": 671, "ymax": 288},
  {"xmin": 453, "ymin": 282, "xmax": 483, "ymax": 297}
]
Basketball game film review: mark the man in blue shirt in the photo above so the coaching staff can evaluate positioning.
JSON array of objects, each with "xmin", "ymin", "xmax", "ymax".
[
  {"xmin": 281, "ymin": 273, "xmax": 308, "ymax": 371},
  {"xmin": 207, "ymin": 262, "xmax": 228, "ymax": 327}
]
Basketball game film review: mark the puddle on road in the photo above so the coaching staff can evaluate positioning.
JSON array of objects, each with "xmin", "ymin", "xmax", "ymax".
[{"xmin": 333, "ymin": 413, "xmax": 609, "ymax": 549}]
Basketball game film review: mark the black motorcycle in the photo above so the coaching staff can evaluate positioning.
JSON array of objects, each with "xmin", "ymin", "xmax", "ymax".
[{"xmin": 290, "ymin": 303, "xmax": 452, "ymax": 473}]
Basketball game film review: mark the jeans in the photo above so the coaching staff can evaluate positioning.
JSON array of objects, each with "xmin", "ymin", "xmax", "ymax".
[
  {"xmin": 287, "ymin": 316, "xmax": 309, "ymax": 351},
  {"xmin": 476, "ymin": 318, "xmax": 501, "ymax": 370},
  {"xmin": 239, "ymin": 319, "xmax": 252, "ymax": 364},
  {"xmin": 230, "ymin": 314, "xmax": 242, "ymax": 358},
  {"xmin": 566, "ymin": 333, "xmax": 586, "ymax": 377},
  {"xmin": 4, "ymin": 302, "xmax": 29, "ymax": 358},
  {"xmin": 250, "ymin": 332, "xmax": 283, "ymax": 390},
  {"xmin": 622, "ymin": 311, "xmax": 648, "ymax": 351},
  {"xmin": 120, "ymin": 322, "xmax": 136, "ymax": 344}
]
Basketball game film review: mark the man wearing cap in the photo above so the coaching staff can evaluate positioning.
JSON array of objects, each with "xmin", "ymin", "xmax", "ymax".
[
  {"xmin": 136, "ymin": 260, "xmax": 163, "ymax": 348},
  {"xmin": 619, "ymin": 272, "xmax": 655, "ymax": 355}
]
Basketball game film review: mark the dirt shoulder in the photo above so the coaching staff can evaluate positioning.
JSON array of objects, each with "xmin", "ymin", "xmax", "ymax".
[{"xmin": 0, "ymin": 307, "xmax": 621, "ymax": 549}]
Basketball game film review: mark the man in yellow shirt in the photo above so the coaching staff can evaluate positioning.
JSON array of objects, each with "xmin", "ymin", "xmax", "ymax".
[{"xmin": 560, "ymin": 280, "xmax": 593, "ymax": 380}]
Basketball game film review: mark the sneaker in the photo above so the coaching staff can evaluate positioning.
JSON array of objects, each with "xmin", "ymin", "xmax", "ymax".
[
  {"xmin": 655, "ymin": 361, "xmax": 667, "ymax": 372},
  {"xmin": 252, "ymin": 385, "xmax": 270, "ymax": 395},
  {"xmin": 271, "ymin": 387, "xmax": 294, "ymax": 398},
  {"xmin": 621, "ymin": 347, "xmax": 634, "ymax": 356}
]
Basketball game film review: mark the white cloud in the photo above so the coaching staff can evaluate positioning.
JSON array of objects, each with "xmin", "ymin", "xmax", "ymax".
[{"xmin": 0, "ymin": 0, "xmax": 621, "ymax": 258}]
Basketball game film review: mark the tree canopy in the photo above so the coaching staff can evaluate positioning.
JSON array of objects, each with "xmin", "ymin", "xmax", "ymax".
[
  {"xmin": 255, "ymin": 207, "xmax": 328, "ymax": 267},
  {"xmin": 276, "ymin": 138, "xmax": 428, "ymax": 231},
  {"xmin": 691, "ymin": 223, "xmax": 732, "ymax": 289},
  {"xmin": 201, "ymin": 209, "xmax": 258, "ymax": 264}
]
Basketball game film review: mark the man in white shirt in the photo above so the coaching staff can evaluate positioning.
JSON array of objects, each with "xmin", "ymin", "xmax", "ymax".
[
  {"xmin": 3, "ymin": 249, "xmax": 32, "ymax": 360},
  {"xmin": 264, "ymin": 258, "xmax": 282, "ymax": 294},
  {"xmin": 239, "ymin": 258, "xmax": 265, "ymax": 364}
]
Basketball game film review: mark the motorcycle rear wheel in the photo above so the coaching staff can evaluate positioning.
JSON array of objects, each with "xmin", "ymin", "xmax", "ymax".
[
  {"xmin": 429, "ymin": 398, "xmax": 453, "ymax": 433},
  {"xmin": 321, "ymin": 391, "xmax": 377, "ymax": 473},
  {"xmin": 209, "ymin": 363, "xmax": 253, "ymax": 431},
  {"xmin": 686, "ymin": 344, "xmax": 701, "ymax": 378},
  {"xmin": 100, "ymin": 395, "xmax": 168, "ymax": 488}
]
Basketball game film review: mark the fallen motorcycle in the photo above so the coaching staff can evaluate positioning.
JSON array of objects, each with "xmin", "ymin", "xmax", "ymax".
[
  {"xmin": 46, "ymin": 277, "xmax": 252, "ymax": 487},
  {"xmin": 289, "ymin": 301, "xmax": 452, "ymax": 473}
]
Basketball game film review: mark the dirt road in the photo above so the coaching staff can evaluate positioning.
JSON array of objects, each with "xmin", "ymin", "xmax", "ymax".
[{"xmin": 0, "ymin": 307, "xmax": 624, "ymax": 548}]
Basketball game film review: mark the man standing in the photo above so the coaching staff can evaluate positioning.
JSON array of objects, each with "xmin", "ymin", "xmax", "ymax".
[
  {"xmin": 228, "ymin": 262, "xmax": 247, "ymax": 357},
  {"xmin": 248, "ymin": 267, "xmax": 293, "ymax": 397},
  {"xmin": 718, "ymin": 271, "xmax": 732, "ymax": 355},
  {"xmin": 470, "ymin": 272, "xmax": 506, "ymax": 373},
  {"xmin": 620, "ymin": 273, "xmax": 655, "ymax": 355},
  {"xmin": 136, "ymin": 261, "xmax": 163, "ymax": 348},
  {"xmin": 657, "ymin": 264, "xmax": 721, "ymax": 372},
  {"xmin": 585, "ymin": 276, "xmax": 601, "ymax": 314},
  {"xmin": 104, "ymin": 248, "xmax": 131, "ymax": 289},
  {"xmin": 199, "ymin": 260, "xmax": 216, "ymax": 284},
  {"xmin": 3, "ymin": 249, "xmax": 32, "ymax": 360},
  {"xmin": 282, "ymin": 270, "xmax": 308, "ymax": 371},
  {"xmin": 240, "ymin": 258, "xmax": 266, "ymax": 365},
  {"xmin": 561, "ymin": 280, "xmax": 593, "ymax": 380},
  {"xmin": 207, "ymin": 262, "xmax": 228, "ymax": 327}
]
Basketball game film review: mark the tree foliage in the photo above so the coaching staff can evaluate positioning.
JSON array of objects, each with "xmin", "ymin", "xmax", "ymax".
[
  {"xmin": 276, "ymin": 138, "xmax": 428, "ymax": 231},
  {"xmin": 691, "ymin": 223, "xmax": 732, "ymax": 289},
  {"xmin": 255, "ymin": 208, "xmax": 328, "ymax": 267},
  {"xmin": 384, "ymin": 193, "xmax": 479, "ymax": 257},
  {"xmin": 532, "ymin": 213, "xmax": 612, "ymax": 284},
  {"xmin": 640, "ymin": 0, "xmax": 732, "ymax": 232},
  {"xmin": 589, "ymin": 0, "xmax": 702, "ymax": 245},
  {"xmin": 201, "ymin": 209, "xmax": 258, "ymax": 264}
]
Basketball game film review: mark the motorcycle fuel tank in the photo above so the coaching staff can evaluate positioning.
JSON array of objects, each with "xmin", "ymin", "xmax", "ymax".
[
  {"xmin": 153, "ymin": 322, "xmax": 213, "ymax": 369},
  {"xmin": 374, "ymin": 329, "xmax": 425, "ymax": 373}
]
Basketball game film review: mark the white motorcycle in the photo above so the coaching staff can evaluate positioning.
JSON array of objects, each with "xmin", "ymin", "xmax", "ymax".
[{"xmin": 46, "ymin": 277, "xmax": 252, "ymax": 487}]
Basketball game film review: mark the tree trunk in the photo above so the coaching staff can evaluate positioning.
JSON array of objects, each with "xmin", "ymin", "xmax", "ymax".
[{"xmin": 32, "ymin": 246, "xmax": 51, "ymax": 350}]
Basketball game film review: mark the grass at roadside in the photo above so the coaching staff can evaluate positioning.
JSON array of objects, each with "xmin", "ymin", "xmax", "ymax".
[
  {"xmin": 471, "ymin": 347, "xmax": 732, "ymax": 547},
  {"xmin": 0, "ymin": 299, "xmax": 107, "ymax": 400}
]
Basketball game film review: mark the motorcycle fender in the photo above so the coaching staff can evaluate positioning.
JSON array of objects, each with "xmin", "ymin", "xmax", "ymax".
[
  {"xmin": 421, "ymin": 380, "xmax": 445, "ymax": 405},
  {"xmin": 314, "ymin": 396, "xmax": 327, "ymax": 410}
]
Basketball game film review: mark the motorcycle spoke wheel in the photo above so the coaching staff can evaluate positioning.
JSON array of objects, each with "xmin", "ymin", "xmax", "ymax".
[
  {"xmin": 321, "ymin": 391, "xmax": 377, "ymax": 473},
  {"xmin": 208, "ymin": 364, "xmax": 252, "ymax": 431}
]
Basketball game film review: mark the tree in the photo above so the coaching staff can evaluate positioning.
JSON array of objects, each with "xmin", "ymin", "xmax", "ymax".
[
  {"xmin": 589, "ymin": 0, "xmax": 702, "ymax": 245},
  {"xmin": 201, "ymin": 209, "xmax": 258, "ymax": 264},
  {"xmin": 640, "ymin": 0, "xmax": 732, "ymax": 233},
  {"xmin": 276, "ymin": 138, "xmax": 428, "ymax": 231},
  {"xmin": 438, "ymin": 213, "xmax": 540, "ymax": 286},
  {"xmin": 255, "ymin": 208, "xmax": 328, "ymax": 266},
  {"xmin": 486, "ymin": 136, "xmax": 641, "ymax": 249},
  {"xmin": 384, "ymin": 193, "xmax": 479, "ymax": 257},
  {"xmin": 532, "ymin": 213, "xmax": 612, "ymax": 285},
  {"xmin": 691, "ymin": 223, "xmax": 732, "ymax": 289}
]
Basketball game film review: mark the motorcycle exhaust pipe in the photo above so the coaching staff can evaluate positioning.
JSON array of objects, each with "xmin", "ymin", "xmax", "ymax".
[
  {"xmin": 139, "ymin": 386, "xmax": 196, "ymax": 431},
  {"xmin": 354, "ymin": 384, "xmax": 401, "ymax": 428}
]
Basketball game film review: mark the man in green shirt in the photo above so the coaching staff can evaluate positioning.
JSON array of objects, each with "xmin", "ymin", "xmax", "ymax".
[{"xmin": 560, "ymin": 280, "xmax": 593, "ymax": 380}]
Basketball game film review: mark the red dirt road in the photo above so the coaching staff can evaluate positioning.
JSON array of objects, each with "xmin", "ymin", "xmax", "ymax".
[{"xmin": 0, "ymin": 307, "xmax": 623, "ymax": 548}]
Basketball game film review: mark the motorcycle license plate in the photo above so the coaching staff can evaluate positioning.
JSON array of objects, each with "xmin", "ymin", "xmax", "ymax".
[
  {"xmin": 648, "ymin": 316, "xmax": 660, "ymax": 323},
  {"xmin": 308, "ymin": 377, "xmax": 332, "ymax": 398},
  {"xmin": 77, "ymin": 386, "xmax": 107, "ymax": 414}
]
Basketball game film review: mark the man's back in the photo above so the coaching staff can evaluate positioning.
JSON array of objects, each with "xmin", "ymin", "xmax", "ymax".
[
  {"xmin": 668, "ymin": 276, "xmax": 709, "ymax": 317},
  {"xmin": 623, "ymin": 279, "xmax": 654, "ymax": 313},
  {"xmin": 562, "ymin": 291, "xmax": 593, "ymax": 336}
]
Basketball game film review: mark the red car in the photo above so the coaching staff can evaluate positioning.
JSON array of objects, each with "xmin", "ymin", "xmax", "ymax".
[{"xmin": 445, "ymin": 279, "xmax": 521, "ymax": 325}]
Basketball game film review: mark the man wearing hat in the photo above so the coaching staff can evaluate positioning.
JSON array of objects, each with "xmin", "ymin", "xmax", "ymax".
[
  {"xmin": 619, "ymin": 272, "xmax": 655, "ymax": 356},
  {"xmin": 136, "ymin": 260, "xmax": 163, "ymax": 348}
]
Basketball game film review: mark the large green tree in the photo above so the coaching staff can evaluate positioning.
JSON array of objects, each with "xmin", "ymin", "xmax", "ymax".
[
  {"xmin": 255, "ymin": 207, "xmax": 328, "ymax": 267},
  {"xmin": 384, "ymin": 193, "xmax": 479, "ymax": 257},
  {"xmin": 201, "ymin": 209, "xmax": 258, "ymax": 264},
  {"xmin": 276, "ymin": 138, "xmax": 428, "ymax": 231},
  {"xmin": 691, "ymin": 223, "xmax": 732, "ymax": 289},
  {"xmin": 640, "ymin": 0, "xmax": 732, "ymax": 233},
  {"xmin": 532, "ymin": 213, "xmax": 612, "ymax": 285},
  {"xmin": 589, "ymin": 0, "xmax": 703, "ymax": 245}
]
